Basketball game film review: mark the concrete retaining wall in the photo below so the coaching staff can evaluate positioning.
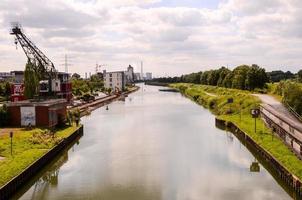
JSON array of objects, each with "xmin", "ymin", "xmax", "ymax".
[
  {"xmin": 215, "ymin": 118, "xmax": 302, "ymax": 196},
  {"xmin": 0, "ymin": 125, "xmax": 83, "ymax": 200}
]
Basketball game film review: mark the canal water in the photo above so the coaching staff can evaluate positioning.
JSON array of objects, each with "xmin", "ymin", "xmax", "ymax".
[{"xmin": 15, "ymin": 84, "xmax": 292, "ymax": 200}]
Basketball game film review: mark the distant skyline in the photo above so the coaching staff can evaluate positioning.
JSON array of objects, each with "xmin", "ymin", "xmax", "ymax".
[{"xmin": 0, "ymin": 0, "xmax": 302, "ymax": 77}]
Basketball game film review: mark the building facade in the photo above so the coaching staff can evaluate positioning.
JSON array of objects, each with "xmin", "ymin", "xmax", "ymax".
[
  {"xmin": 125, "ymin": 65, "xmax": 134, "ymax": 83},
  {"xmin": 10, "ymin": 71, "xmax": 24, "ymax": 83},
  {"xmin": 0, "ymin": 72, "xmax": 13, "ymax": 82},
  {"xmin": 145, "ymin": 72, "xmax": 152, "ymax": 80},
  {"xmin": 7, "ymin": 99, "xmax": 67, "ymax": 128},
  {"xmin": 134, "ymin": 73, "xmax": 142, "ymax": 81},
  {"xmin": 103, "ymin": 70, "xmax": 125, "ymax": 92}
]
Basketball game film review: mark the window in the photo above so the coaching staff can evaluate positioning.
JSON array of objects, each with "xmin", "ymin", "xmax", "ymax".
[
  {"xmin": 110, "ymin": 83, "xmax": 112, "ymax": 87},
  {"xmin": 109, "ymin": 73, "xmax": 112, "ymax": 77}
]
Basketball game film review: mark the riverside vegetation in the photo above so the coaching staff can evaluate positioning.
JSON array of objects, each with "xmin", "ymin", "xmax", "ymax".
[
  {"xmin": 171, "ymin": 83, "xmax": 302, "ymax": 181},
  {"xmin": 0, "ymin": 125, "xmax": 79, "ymax": 187},
  {"xmin": 151, "ymin": 64, "xmax": 302, "ymax": 116}
]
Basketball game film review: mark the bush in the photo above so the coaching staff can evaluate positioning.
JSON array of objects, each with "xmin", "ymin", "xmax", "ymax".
[{"xmin": 0, "ymin": 104, "xmax": 9, "ymax": 127}]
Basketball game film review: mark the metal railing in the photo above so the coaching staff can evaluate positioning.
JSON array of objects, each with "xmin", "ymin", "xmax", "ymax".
[{"xmin": 284, "ymin": 102, "xmax": 302, "ymax": 122}]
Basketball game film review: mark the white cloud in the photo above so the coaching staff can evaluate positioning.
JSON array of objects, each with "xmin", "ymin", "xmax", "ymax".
[{"xmin": 0, "ymin": 0, "xmax": 302, "ymax": 77}]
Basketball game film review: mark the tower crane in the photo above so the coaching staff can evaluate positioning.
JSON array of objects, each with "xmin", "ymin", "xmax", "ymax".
[{"xmin": 10, "ymin": 23, "xmax": 60, "ymax": 95}]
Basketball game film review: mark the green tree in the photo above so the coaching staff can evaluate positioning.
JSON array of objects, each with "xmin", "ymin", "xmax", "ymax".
[
  {"xmin": 207, "ymin": 70, "xmax": 220, "ymax": 86},
  {"xmin": 282, "ymin": 81, "xmax": 302, "ymax": 115},
  {"xmin": 217, "ymin": 67, "xmax": 231, "ymax": 87},
  {"xmin": 298, "ymin": 69, "xmax": 302, "ymax": 83},
  {"xmin": 71, "ymin": 79, "xmax": 90, "ymax": 96},
  {"xmin": 4, "ymin": 82, "xmax": 11, "ymax": 100},
  {"xmin": 245, "ymin": 64, "xmax": 268, "ymax": 90},
  {"xmin": 24, "ymin": 60, "xmax": 39, "ymax": 99},
  {"xmin": 231, "ymin": 65, "xmax": 250, "ymax": 89},
  {"xmin": 0, "ymin": 104, "xmax": 9, "ymax": 127},
  {"xmin": 200, "ymin": 71, "xmax": 210, "ymax": 85}
]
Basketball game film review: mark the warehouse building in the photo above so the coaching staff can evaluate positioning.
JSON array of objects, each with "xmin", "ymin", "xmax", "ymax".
[
  {"xmin": 7, "ymin": 99, "xmax": 67, "ymax": 128},
  {"xmin": 103, "ymin": 70, "xmax": 125, "ymax": 92}
]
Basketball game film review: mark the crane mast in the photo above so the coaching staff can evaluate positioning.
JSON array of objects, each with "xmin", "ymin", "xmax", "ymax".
[{"xmin": 10, "ymin": 23, "xmax": 59, "ymax": 95}]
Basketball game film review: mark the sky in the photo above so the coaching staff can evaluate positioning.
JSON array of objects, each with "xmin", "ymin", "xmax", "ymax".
[{"xmin": 0, "ymin": 0, "xmax": 302, "ymax": 77}]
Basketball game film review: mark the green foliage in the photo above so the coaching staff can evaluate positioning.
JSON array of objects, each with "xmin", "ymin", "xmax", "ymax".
[
  {"xmin": 183, "ymin": 72, "xmax": 202, "ymax": 83},
  {"xmin": 0, "ymin": 81, "xmax": 11, "ymax": 101},
  {"xmin": 152, "ymin": 64, "xmax": 268, "ymax": 91},
  {"xmin": 71, "ymin": 75, "xmax": 104, "ymax": 97},
  {"xmin": 267, "ymin": 70, "xmax": 295, "ymax": 82},
  {"xmin": 0, "ymin": 125, "xmax": 79, "ymax": 187},
  {"xmin": 24, "ymin": 60, "xmax": 39, "ymax": 99},
  {"xmin": 172, "ymin": 83, "xmax": 302, "ymax": 181},
  {"xmin": 71, "ymin": 73, "xmax": 81, "ymax": 79},
  {"xmin": 269, "ymin": 80, "xmax": 302, "ymax": 115},
  {"xmin": 298, "ymin": 69, "xmax": 302, "ymax": 83},
  {"xmin": 282, "ymin": 81, "xmax": 302, "ymax": 115},
  {"xmin": 231, "ymin": 65, "xmax": 250, "ymax": 89},
  {"xmin": 245, "ymin": 64, "xmax": 268, "ymax": 90},
  {"xmin": 217, "ymin": 67, "xmax": 231, "ymax": 87},
  {"xmin": 171, "ymin": 83, "xmax": 259, "ymax": 116},
  {"xmin": 0, "ymin": 104, "xmax": 9, "ymax": 127}
]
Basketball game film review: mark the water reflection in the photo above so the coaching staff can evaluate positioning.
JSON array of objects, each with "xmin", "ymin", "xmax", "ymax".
[
  {"xmin": 16, "ymin": 84, "xmax": 294, "ymax": 200},
  {"xmin": 29, "ymin": 153, "xmax": 68, "ymax": 199}
]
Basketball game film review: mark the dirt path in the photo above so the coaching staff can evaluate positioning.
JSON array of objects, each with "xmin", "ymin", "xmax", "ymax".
[{"xmin": 205, "ymin": 92, "xmax": 217, "ymax": 97}]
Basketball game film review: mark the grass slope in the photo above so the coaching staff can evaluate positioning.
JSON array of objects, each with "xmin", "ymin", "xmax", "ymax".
[
  {"xmin": 0, "ymin": 125, "xmax": 78, "ymax": 187},
  {"xmin": 171, "ymin": 83, "xmax": 302, "ymax": 180}
]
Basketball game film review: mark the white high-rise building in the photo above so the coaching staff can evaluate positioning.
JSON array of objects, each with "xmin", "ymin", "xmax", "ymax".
[
  {"xmin": 145, "ymin": 72, "xmax": 152, "ymax": 80},
  {"xmin": 103, "ymin": 70, "xmax": 126, "ymax": 92},
  {"xmin": 125, "ymin": 65, "xmax": 134, "ymax": 83}
]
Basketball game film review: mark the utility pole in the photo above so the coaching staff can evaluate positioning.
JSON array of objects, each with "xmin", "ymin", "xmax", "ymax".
[{"xmin": 65, "ymin": 54, "xmax": 68, "ymax": 73}]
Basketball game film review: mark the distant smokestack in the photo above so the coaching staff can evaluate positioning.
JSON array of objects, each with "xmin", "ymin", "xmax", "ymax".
[{"xmin": 141, "ymin": 61, "xmax": 143, "ymax": 80}]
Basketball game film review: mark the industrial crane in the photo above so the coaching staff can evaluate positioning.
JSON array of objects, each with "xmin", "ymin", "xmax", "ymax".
[{"xmin": 10, "ymin": 22, "xmax": 60, "ymax": 95}]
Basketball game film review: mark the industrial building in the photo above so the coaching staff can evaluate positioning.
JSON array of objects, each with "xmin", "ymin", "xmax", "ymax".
[
  {"xmin": 103, "ymin": 70, "xmax": 126, "ymax": 92},
  {"xmin": 0, "ymin": 71, "xmax": 24, "ymax": 83},
  {"xmin": 145, "ymin": 72, "xmax": 152, "ymax": 80},
  {"xmin": 125, "ymin": 65, "xmax": 134, "ymax": 83},
  {"xmin": 7, "ymin": 99, "xmax": 67, "ymax": 128}
]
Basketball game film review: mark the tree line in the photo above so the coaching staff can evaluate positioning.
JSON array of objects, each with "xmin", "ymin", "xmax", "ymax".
[
  {"xmin": 151, "ymin": 65, "xmax": 302, "ymax": 91},
  {"xmin": 151, "ymin": 64, "xmax": 269, "ymax": 90}
]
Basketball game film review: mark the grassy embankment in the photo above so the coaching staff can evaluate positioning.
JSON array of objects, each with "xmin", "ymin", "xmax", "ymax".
[
  {"xmin": 0, "ymin": 125, "xmax": 79, "ymax": 187},
  {"xmin": 171, "ymin": 83, "xmax": 302, "ymax": 180}
]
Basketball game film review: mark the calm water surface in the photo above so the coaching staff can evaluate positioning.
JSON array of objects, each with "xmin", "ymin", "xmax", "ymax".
[{"xmin": 15, "ymin": 84, "xmax": 292, "ymax": 200}]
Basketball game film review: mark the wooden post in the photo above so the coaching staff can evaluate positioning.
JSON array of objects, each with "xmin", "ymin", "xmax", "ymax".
[{"xmin": 10, "ymin": 131, "xmax": 13, "ymax": 156}]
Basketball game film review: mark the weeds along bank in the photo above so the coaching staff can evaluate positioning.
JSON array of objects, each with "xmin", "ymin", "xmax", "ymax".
[
  {"xmin": 0, "ymin": 125, "xmax": 79, "ymax": 187},
  {"xmin": 171, "ymin": 83, "xmax": 302, "ymax": 181}
]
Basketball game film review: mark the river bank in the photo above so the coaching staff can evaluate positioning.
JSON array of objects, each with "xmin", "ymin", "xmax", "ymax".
[
  {"xmin": 15, "ymin": 83, "xmax": 292, "ymax": 200},
  {"xmin": 0, "ymin": 86, "xmax": 139, "ymax": 199},
  {"xmin": 0, "ymin": 124, "xmax": 83, "ymax": 200},
  {"xmin": 171, "ymin": 83, "xmax": 302, "ymax": 191},
  {"xmin": 70, "ymin": 86, "xmax": 140, "ymax": 117}
]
